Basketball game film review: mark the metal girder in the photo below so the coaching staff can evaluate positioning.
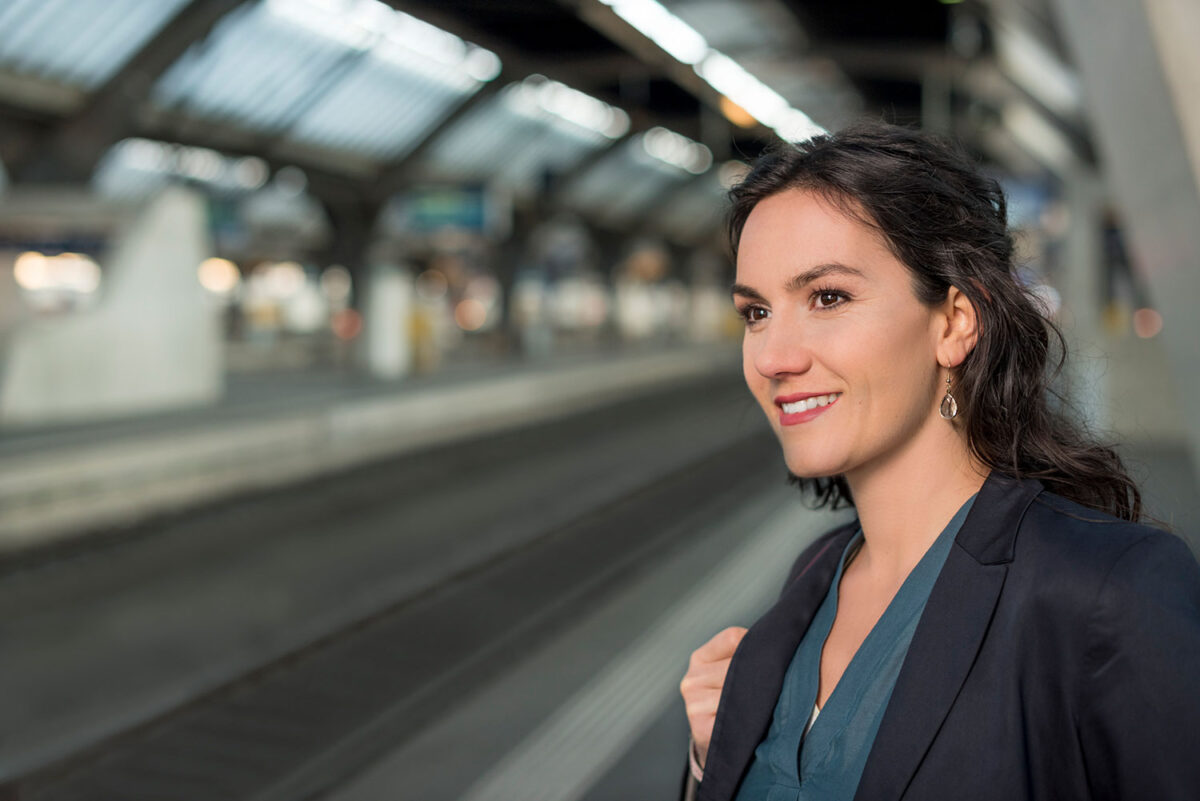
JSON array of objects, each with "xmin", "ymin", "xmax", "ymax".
[
  {"xmin": 630, "ymin": 168, "xmax": 713, "ymax": 241},
  {"xmin": 131, "ymin": 115, "xmax": 369, "ymax": 206},
  {"xmin": 548, "ymin": 129, "xmax": 640, "ymax": 208},
  {"xmin": 383, "ymin": 1, "xmax": 643, "ymax": 107},
  {"xmin": 566, "ymin": 0, "xmax": 722, "ymax": 104},
  {"xmin": 9, "ymin": 0, "xmax": 250, "ymax": 183},
  {"xmin": 370, "ymin": 78, "xmax": 505, "ymax": 203},
  {"xmin": 957, "ymin": 60, "xmax": 1095, "ymax": 172},
  {"xmin": 807, "ymin": 41, "xmax": 955, "ymax": 81}
]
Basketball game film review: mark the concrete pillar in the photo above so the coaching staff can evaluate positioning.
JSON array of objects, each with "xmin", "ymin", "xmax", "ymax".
[
  {"xmin": 1051, "ymin": 0, "xmax": 1200, "ymax": 468},
  {"xmin": 363, "ymin": 263, "xmax": 413, "ymax": 381},
  {"xmin": 1057, "ymin": 169, "xmax": 1111, "ymax": 435},
  {"xmin": 0, "ymin": 186, "xmax": 221, "ymax": 423}
]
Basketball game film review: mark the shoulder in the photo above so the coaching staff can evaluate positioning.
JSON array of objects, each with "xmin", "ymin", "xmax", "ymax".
[
  {"xmin": 1019, "ymin": 490, "xmax": 1194, "ymax": 568},
  {"xmin": 1012, "ymin": 489, "xmax": 1200, "ymax": 621}
]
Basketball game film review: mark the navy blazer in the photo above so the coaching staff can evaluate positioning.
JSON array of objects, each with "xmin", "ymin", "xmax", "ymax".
[{"xmin": 687, "ymin": 470, "xmax": 1200, "ymax": 801}]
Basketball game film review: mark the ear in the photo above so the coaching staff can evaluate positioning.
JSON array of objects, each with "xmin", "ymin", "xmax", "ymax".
[{"xmin": 936, "ymin": 284, "xmax": 980, "ymax": 368}]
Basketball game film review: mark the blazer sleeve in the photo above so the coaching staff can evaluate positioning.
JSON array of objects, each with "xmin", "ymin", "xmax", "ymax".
[{"xmin": 1076, "ymin": 531, "xmax": 1200, "ymax": 800}]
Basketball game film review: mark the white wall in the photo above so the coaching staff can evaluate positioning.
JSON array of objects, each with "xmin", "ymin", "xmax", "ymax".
[{"xmin": 1, "ymin": 186, "xmax": 222, "ymax": 424}]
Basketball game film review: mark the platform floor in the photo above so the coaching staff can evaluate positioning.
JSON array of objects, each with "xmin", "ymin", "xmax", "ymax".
[{"xmin": 1, "ymin": 365, "xmax": 1195, "ymax": 800}]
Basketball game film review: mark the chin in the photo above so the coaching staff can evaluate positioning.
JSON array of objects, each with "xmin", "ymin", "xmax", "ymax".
[{"xmin": 782, "ymin": 457, "xmax": 844, "ymax": 481}]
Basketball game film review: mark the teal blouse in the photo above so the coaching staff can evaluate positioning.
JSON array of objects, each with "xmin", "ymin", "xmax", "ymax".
[{"xmin": 734, "ymin": 493, "xmax": 978, "ymax": 801}]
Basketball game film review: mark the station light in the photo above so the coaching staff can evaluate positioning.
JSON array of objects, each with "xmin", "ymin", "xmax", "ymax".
[
  {"xmin": 198, "ymin": 258, "xmax": 241, "ymax": 294},
  {"xmin": 100, "ymin": 139, "xmax": 270, "ymax": 192},
  {"xmin": 266, "ymin": 0, "xmax": 500, "ymax": 90},
  {"xmin": 641, "ymin": 127, "xmax": 712, "ymax": 174},
  {"xmin": 232, "ymin": 157, "xmax": 270, "ymax": 191},
  {"xmin": 1133, "ymin": 308, "xmax": 1163, "ymax": 338},
  {"xmin": 320, "ymin": 265, "xmax": 353, "ymax": 305},
  {"xmin": 454, "ymin": 298, "xmax": 488, "ymax": 331},
  {"xmin": 13, "ymin": 251, "xmax": 101, "ymax": 293},
  {"xmin": 415, "ymin": 269, "xmax": 449, "ymax": 301},
  {"xmin": 506, "ymin": 76, "xmax": 630, "ymax": 140},
  {"xmin": 719, "ymin": 96, "xmax": 757, "ymax": 128},
  {"xmin": 599, "ymin": 0, "xmax": 708, "ymax": 64},
  {"xmin": 253, "ymin": 261, "xmax": 307, "ymax": 300},
  {"xmin": 598, "ymin": 0, "xmax": 823, "ymax": 143},
  {"xmin": 696, "ymin": 52, "xmax": 823, "ymax": 143}
]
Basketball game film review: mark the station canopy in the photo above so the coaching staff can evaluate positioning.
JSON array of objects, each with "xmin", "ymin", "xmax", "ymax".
[
  {"xmin": 150, "ymin": 0, "xmax": 501, "ymax": 164},
  {"xmin": 420, "ymin": 75, "xmax": 628, "ymax": 195},
  {"xmin": 0, "ymin": 0, "xmax": 192, "ymax": 96},
  {"xmin": 11, "ymin": 0, "xmax": 1017, "ymax": 245}
]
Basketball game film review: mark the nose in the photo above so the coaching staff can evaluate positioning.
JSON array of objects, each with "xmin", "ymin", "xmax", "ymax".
[{"xmin": 749, "ymin": 318, "xmax": 814, "ymax": 380}]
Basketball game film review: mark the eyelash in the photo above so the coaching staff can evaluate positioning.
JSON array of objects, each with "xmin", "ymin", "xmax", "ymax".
[
  {"xmin": 810, "ymin": 285, "xmax": 850, "ymax": 310},
  {"xmin": 735, "ymin": 286, "xmax": 851, "ymax": 325}
]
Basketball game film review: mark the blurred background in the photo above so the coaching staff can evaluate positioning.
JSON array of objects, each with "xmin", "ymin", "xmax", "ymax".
[{"xmin": 0, "ymin": 0, "xmax": 1197, "ymax": 798}]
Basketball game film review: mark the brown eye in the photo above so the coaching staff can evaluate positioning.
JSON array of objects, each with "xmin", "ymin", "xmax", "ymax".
[
  {"xmin": 812, "ymin": 289, "xmax": 850, "ymax": 309},
  {"xmin": 739, "ymin": 305, "xmax": 769, "ymax": 324}
]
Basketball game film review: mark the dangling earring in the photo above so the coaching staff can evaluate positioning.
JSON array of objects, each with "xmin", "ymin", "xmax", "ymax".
[{"xmin": 939, "ymin": 373, "xmax": 958, "ymax": 420}]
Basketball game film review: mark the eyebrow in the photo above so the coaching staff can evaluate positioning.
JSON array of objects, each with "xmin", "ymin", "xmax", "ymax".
[{"xmin": 730, "ymin": 262, "xmax": 867, "ymax": 300}]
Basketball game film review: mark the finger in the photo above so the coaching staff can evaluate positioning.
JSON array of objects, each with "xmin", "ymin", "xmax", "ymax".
[
  {"xmin": 684, "ymin": 693, "xmax": 723, "ymax": 719},
  {"xmin": 681, "ymin": 660, "xmax": 736, "ymax": 693}
]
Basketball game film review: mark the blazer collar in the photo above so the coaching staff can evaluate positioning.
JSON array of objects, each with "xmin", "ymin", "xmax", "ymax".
[
  {"xmin": 698, "ymin": 470, "xmax": 1044, "ymax": 801},
  {"xmin": 853, "ymin": 470, "xmax": 1043, "ymax": 800}
]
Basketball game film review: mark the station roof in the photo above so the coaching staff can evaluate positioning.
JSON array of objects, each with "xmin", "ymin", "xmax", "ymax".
[{"xmin": 0, "ymin": 0, "xmax": 1089, "ymax": 245}]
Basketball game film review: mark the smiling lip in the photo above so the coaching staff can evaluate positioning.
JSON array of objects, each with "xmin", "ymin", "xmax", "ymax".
[{"xmin": 775, "ymin": 392, "xmax": 841, "ymax": 425}]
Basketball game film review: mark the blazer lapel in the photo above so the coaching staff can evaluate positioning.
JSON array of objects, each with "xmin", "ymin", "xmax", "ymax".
[
  {"xmin": 698, "ymin": 522, "xmax": 857, "ymax": 801},
  {"xmin": 853, "ymin": 471, "xmax": 1044, "ymax": 801}
]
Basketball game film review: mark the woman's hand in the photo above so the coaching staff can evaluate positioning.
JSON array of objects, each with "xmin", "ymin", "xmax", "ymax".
[{"xmin": 680, "ymin": 626, "xmax": 748, "ymax": 771}]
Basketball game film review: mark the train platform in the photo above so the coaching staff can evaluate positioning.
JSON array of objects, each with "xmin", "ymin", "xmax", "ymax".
[
  {"xmin": 1, "ymin": 353, "xmax": 1195, "ymax": 800},
  {"xmin": 0, "ymin": 343, "xmax": 739, "ymax": 556}
]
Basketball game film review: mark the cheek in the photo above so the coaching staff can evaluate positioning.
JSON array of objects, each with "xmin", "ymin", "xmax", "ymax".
[
  {"xmin": 741, "ymin": 334, "xmax": 757, "ymax": 378},
  {"xmin": 867, "ymin": 324, "xmax": 939, "ymax": 413},
  {"xmin": 742, "ymin": 342, "xmax": 766, "ymax": 400}
]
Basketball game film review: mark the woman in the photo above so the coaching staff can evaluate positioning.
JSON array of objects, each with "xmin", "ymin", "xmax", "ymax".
[{"xmin": 678, "ymin": 122, "xmax": 1200, "ymax": 801}]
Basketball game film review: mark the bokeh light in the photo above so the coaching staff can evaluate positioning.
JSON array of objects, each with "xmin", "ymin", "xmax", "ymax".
[
  {"xmin": 1132, "ymin": 307, "xmax": 1163, "ymax": 338},
  {"xmin": 197, "ymin": 257, "xmax": 241, "ymax": 294},
  {"xmin": 454, "ymin": 298, "xmax": 488, "ymax": 331}
]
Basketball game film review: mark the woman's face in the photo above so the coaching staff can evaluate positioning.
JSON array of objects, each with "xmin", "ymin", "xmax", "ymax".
[{"xmin": 733, "ymin": 188, "xmax": 947, "ymax": 481}]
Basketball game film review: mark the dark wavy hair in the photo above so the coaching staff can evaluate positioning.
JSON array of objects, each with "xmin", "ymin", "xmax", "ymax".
[{"xmin": 729, "ymin": 121, "xmax": 1146, "ymax": 522}]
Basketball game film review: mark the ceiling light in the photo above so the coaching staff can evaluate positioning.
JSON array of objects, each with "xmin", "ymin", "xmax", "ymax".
[
  {"xmin": 719, "ymin": 96, "xmax": 757, "ymax": 128},
  {"xmin": 506, "ymin": 76, "xmax": 630, "ymax": 139},
  {"xmin": 696, "ymin": 52, "xmax": 822, "ymax": 142},
  {"xmin": 600, "ymin": 0, "xmax": 709, "ymax": 64},
  {"xmin": 599, "ymin": 0, "xmax": 822, "ymax": 143},
  {"xmin": 267, "ymin": 0, "xmax": 500, "ymax": 91},
  {"xmin": 641, "ymin": 127, "xmax": 713, "ymax": 174}
]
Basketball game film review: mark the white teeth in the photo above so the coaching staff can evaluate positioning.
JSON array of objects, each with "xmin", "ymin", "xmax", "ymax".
[{"xmin": 781, "ymin": 393, "xmax": 841, "ymax": 415}]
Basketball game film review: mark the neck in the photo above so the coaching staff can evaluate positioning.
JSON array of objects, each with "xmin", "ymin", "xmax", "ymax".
[{"xmin": 845, "ymin": 425, "xmax": 989, "ymax": 583}]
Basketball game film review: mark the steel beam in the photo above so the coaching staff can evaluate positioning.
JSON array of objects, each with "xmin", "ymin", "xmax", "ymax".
[{"xmin": 9, "ymin": 0, "xmax": 250, "ymax": 183}]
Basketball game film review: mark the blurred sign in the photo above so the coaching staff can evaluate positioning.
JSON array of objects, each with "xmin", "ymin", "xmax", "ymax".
[
  {"xmin": 0, "ymin": 235, "xmax": 106, "ymax": 253},
  {"xmin": 394, "ymin": 186, "xmax": 501, "ymax": 236}
]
